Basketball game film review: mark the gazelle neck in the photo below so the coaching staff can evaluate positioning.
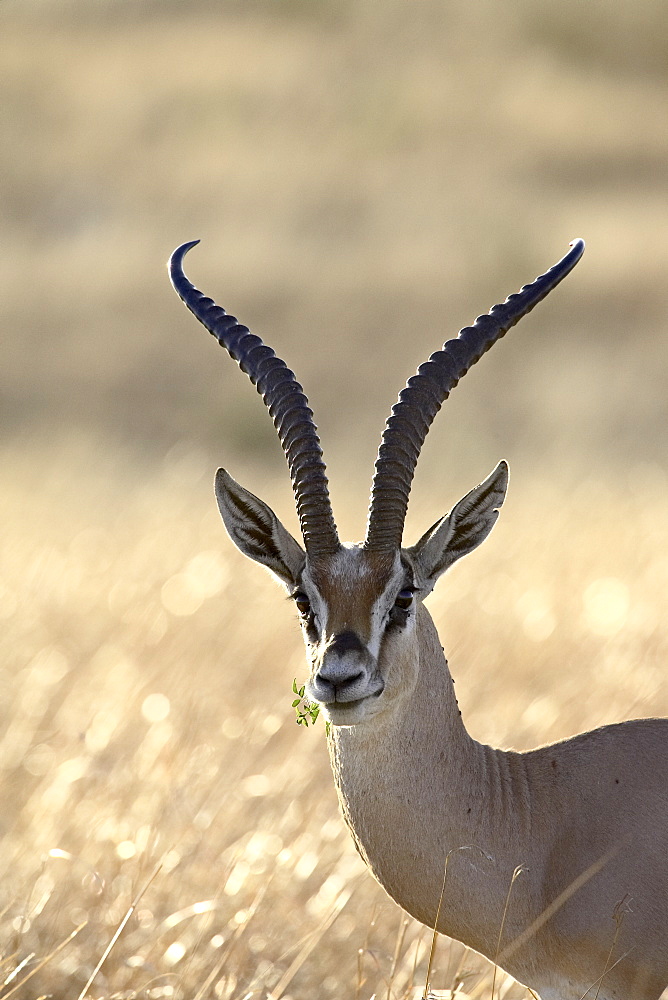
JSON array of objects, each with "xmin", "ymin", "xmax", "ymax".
[{"xmin": 326, "ymin": 602, "xmax": 535, "ymax": 961}]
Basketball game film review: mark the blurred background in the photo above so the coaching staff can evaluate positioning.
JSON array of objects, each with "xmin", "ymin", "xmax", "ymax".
[{"xmin": 2, "ymin": 1, "xmax": 668, "ymax": 997}]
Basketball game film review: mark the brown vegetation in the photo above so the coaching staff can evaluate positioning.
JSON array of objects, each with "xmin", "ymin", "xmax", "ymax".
[{"xmin": 3, "ymin": 444, "xmax": 668, "ymax": 998}]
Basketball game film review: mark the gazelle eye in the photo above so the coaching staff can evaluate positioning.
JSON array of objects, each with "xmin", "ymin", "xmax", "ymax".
[
  {"xmin": 394, "ymin": 588, "xmax": 414, "ymax": 611},
  {"xmin": 294, "ymin": 592, "xmax": 311, "ymax": 617}
]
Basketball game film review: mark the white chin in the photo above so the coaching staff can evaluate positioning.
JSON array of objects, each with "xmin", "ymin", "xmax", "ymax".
[{"xmin": 321, "ymin": 698, "xmax": 377, "ymax": 727}]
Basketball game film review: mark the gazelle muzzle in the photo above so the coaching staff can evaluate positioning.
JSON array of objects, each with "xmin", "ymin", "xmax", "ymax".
[{"xmin": 309, "ymin": 630, "xmax": 384, "ymax": 706}]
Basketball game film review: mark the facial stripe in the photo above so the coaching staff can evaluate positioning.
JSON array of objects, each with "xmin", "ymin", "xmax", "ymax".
[{"xmin": 301, "ymin": 545, "xmax": 410, "ymax": 655}]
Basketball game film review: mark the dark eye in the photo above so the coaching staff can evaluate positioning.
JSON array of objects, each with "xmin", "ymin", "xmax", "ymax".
[
  {"xmin": 294, "ymin": 592, "xmax": 311, "ymax": 617},
  {"xmin": 394, "ymin": 588, "xmax": 414, "ymax": 611}
]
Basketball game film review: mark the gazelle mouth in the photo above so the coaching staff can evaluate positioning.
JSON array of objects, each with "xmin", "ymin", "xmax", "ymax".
[{"xmin": 320, "ymin": 689, "xmax": 384, "ymax": 726}]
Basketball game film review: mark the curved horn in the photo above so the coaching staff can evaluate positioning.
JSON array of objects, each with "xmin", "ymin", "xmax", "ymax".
[
  {"xmin": 365, "ymin": 239, "xmax": 585, "ymax": 552},
  {"xmin": 169, "ymin": 241, "xmax": 340, "ymax": 557}
]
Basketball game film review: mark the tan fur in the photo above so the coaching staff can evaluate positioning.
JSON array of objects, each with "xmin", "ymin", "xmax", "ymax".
[
  {"xmin": 325, "ymin": 599, "xmax": 668, "ymax": 1000},
  {"xmin": 305, "ymin": 546, "xmax": 399, "ymax": 645},
  {"xmin": 179, "ymin": 236, "xmax": 639, "ymax": 995},
  {"xmin": 213, "ymin": 467, "xmax": 668, "ymax": 998},
  {"xmin": 215, "ymin": 469, "xmax": 668, "ymax": 997}
]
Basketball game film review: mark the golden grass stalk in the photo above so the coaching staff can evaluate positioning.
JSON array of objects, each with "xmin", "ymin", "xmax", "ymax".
[
  {"xmin": 76, "ymin": 864, "xmax": 162, "ymax": 1000},
  {"xmin": 2, "ymin": 922, "xmax": 86, "ymax": 1000}
]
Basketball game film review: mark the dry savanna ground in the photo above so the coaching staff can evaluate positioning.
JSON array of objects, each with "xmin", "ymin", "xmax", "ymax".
[
  {"xmin": 2, "ymin": 0, "xmax": 668, "ymax": 997},
  {"xmin": 3, "ymin": 443, "xmax": 668, "ymax": 999}
]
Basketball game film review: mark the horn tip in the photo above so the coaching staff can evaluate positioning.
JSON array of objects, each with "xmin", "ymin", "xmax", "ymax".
[{"xmin": 168, "ymin": 239, "xmax": 201, "ymax": 275}]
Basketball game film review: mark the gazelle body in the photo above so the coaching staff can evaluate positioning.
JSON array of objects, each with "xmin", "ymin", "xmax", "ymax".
[{"xmin": 170, "ymin": 239, "xmax": 668, "ymax": 999}]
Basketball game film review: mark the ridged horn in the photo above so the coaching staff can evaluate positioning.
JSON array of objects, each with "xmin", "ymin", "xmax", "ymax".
[
  {"xmin": 169, "ymin": 241, "xmax": 340, "ymax": 557},
  {"xmin": 365, "ymin": 239, "xmax": 585, "ymax": 552}
]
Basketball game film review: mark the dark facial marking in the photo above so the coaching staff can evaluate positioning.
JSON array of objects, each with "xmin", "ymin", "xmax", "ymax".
[
  {"xmin": 385, "ymin": 562, "xmax": 416, "ymax": 634},
  {"xmin": 329, "ymin": 630, "xmax": 365, "ymax": 655}
]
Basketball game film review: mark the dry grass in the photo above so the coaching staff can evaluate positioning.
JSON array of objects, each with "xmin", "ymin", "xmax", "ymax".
[
  {"xmin": 2, "ymin": 0, "xmax": 668, "ymax": 482},
  {"xmin": 3, "ymin": 440, "xmax": 668, "ymax": 998}
]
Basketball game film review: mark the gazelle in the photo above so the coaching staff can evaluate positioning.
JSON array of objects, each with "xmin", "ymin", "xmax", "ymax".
[{"xmin": 170, "ymin": 239, "xmax": 668, "ymax": 1000}]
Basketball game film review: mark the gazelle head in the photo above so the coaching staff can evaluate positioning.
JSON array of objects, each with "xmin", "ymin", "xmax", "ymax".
[{"xmin": 170, "ymin": 239, "xmax": 584, "ymax": 727}]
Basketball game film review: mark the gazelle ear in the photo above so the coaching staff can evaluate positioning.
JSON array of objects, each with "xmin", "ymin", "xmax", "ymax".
[
  {"xmin": 214, "ymin": 469, "xmax": 306, "ymax": 589},
  {"xmin": 407, "ymin": 461, "xmax": 508, "ymax": 591}
]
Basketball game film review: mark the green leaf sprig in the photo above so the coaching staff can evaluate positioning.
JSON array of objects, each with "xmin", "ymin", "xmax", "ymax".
[{"xmin": 292, "ymin": 679, "xmax": 330, "ymax": 735}]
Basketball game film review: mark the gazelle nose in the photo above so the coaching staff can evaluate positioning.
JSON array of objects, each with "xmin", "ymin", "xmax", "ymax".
[
  {"xmin": 316, "ymin": 668, "xmax": 365, "ymax": 703},
  {"xmin": 310, "ymin": 630, "xmax": 368, "ymax": 704}
]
